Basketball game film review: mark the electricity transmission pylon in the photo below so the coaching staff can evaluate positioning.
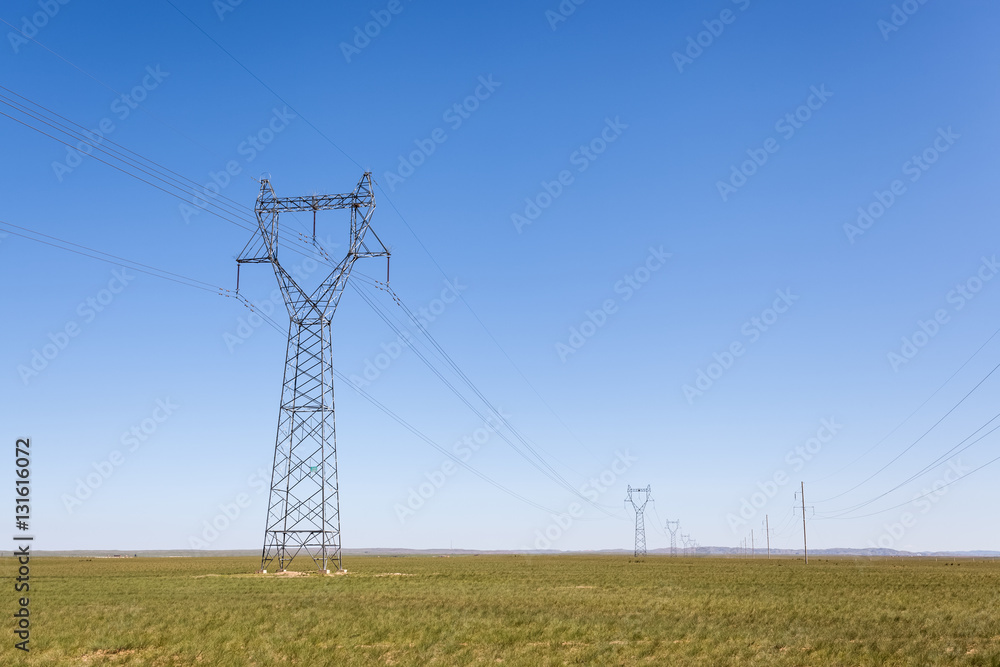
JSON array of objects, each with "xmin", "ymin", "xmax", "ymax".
[
  {"xmin": 665, "ymin": 519, "xmax": 680, "ymax": 557},
  {"xmin": 624, "ymin": 485, "xmax": 652, "ymax": 557},
  {"xmin": 238, "ymin": 173, "xmax": 389, "ymax": 573}
]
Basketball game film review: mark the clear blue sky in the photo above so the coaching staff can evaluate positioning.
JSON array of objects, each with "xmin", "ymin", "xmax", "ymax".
[{"xmin": 2, "ymin": 0, "xmax": 999, "ymax": 554}]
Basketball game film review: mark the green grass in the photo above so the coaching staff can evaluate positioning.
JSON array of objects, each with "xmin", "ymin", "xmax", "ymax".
[{"xmin": 4, "ymin": 555, "xmax": 1000, "ymax": 665}]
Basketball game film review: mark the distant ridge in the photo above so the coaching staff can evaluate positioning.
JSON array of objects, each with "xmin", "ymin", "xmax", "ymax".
[{"xmin": 14, "ymin": 547, "xmax": 1000, "ymax": 558}]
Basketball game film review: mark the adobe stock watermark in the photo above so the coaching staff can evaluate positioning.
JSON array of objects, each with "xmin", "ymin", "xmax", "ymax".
[
  {"xmin": 340, "ymin": 0, "xmax": 414, "ymax": 63},
  {"xmin": 672, "ymin": 0, "xmax": 752, "ymax": 73},
  {"xmin": 545, "ymin": 0, "xmax": 586, "ymax": 30},
  {"xmin": 683, "ymin": 288, "xmax": 798, "ymax": 404},
  {"xmin": 886, "ymin": 255, "xmax": 998, "ymax": 372},
  {"xmin": 51, "ymin": 65, "xmax": 170, "ymax": 182},
  {"xmin": 188, "ymin": 468, "xmax": 269, "ymax": 548},
  {"xmin": 511, "ymin": 117, "xmax": 628, "ymax": 233},
  {"xmin": 842, "ymin": 127, "xmax": 959, "ymax": 244},
  {"xmin": 17, "ymin": 268, "xmax": 135, "ymax": 386},
  {"xmin": 726, "ymin": 417, "xmax": 843, "ymax": 532},
  {"xmin": 61, "ymin": 398, "xmax": 180, "ymax": 513},
  {"xmin": 555, "ymin": 246, "xmax": 671, "ymax": 363},
  {"xmin": 222, "ymin": 236, "xmax": 338, "ymax": 353},
  {"xmin": 7, "ymin": 0, "xmax": 71, "ymax": 54},
  {"xmin": 877, "ymin": 0, "xmax": 932, "ymax": 41},
  {"xmin": 382, "ymin": 76, "xmax": 501, "ymax": 192},
  {"xmin": 393, "ymin": 411, "xmax": 507, "ymax": 524},
  {"xmin": 179, "ymin": 107, "xmax": 296, "ymax": 225},
  {"xmin": 347, "ymin": 278, "xmax": 467, "ymax": 387},
  {"xmin": 868, "ymin": 458, "xmax": 968, "ymax": 550},
  {"xmin": 522, "ymin": 449, "xmax": 638, "ymax": 551},
  {"xmin": 716, "ymin": 85, "xmax": 833, "ymax": 202},
  {"xmin": 223, "ymin": 287, "xmax": 286, "ymax": 352},
  {"xmin": 213, "ymin": 0, "xmax": 245, "ymax": 21}
]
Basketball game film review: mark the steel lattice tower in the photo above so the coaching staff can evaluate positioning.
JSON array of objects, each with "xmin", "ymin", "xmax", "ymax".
[
  {"xmin": 665, "ymin": 519, "xmax": 680, "ymax": 557},
  {"xmin": 237, "ymin": 172, "xmax": 389, "ymax": 573},
  {"xmin": 624, "ymin": 485, "xmax": 652, "ymax": 557}
]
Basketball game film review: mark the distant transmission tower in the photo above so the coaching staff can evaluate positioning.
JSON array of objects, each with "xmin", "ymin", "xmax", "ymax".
[
  {"xmin": 665, "ymin": 520, "xmax": 680, "ymax": 557},
  {"xmin": 624, "ymin": 485, "xmax": 652, "ymax": 557},
  {"xmin": 238, "ymin": 173, "xmax": 389, "ymax": 573}
]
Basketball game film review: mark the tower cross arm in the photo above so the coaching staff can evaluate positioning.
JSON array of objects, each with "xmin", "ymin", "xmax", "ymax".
[{"xmin": 261, "ymin": 192, "xmax": 373, "ymax": 213}]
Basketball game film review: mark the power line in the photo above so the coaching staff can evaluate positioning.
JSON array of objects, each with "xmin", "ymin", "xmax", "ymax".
[
  {"xmin": 818, "ymin": 412, "xmax": 1000, "ymax": 519},
  {"xmin": 0, "ymin": 86, "xmax": 253, "ymax": 216},
  {"xmin": 0, "ymin": 94, "xmax": 330, "ymax": 266},
  {"xmin": 1, "ymin": 43, "xmax": 619, "ymax": 533},
  {"xmin": 349, "ymin": 281, "xmax": 613, "ymax": 513},
  {"xmin": 3, "ymin": 213, "xmax": 569, "ymax": 521},
  {"xmin": 216, "ymin": 262, "xmax": 568, "ymax": 519},
  {"xmin": 8, "ymin": 5, "xmax": 619, "ymax": 530},
  {"xmin": 819, "ymin": 450, "xmax": 1000, "ymax": 521},
  {"xmin": 2, "ymin": 207, "xmax": 588, "ymax": 525},
  {"xmin": 161, "ymin": 0, "xmax": 363, "ymax": 171},
  {"xmin": 0, "ymin": 15, "xmax": 225, "ymax": 162},
  {"xmin": 0, "ymin": 219, "xmax": 220, "ymax": 293},
  {"xmin": 14, "ymin": 1, "xmax": 606, "ymax": 509},
  {"xmin": 812, "ymin": 323, "xmax": 1000, "ymax": 485},
  {"xmin": 333, "ymin": 369, "xmax": 563, "ymax": 516},
  {"xmin": 377, "ymin": 191, "xmax": 601, "ymax": 459},
  {"xmin": 15, "ymin": 3, "xmax": 603, "ymax": 478},
  {"xmin": 388, "ymin": 286, "xmax": 592, "ymax": 484},
  {"xmin": 158, "ymin": 0, "xmax": 601, "ymax": 459},
  {"xmin": 814, "ymin": 360, "xmax": 1000, "ymax": 504}
]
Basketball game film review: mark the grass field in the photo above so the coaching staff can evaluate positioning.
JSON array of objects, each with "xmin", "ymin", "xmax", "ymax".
[{"xmin": 4, "ymin": 555, "xmax": 1000, "ymax": 666}]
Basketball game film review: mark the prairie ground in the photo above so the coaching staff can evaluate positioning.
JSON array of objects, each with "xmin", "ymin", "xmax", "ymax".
[{"xmin": 4, "ymin": 554, "xmax": 1000, "ymax": 666}]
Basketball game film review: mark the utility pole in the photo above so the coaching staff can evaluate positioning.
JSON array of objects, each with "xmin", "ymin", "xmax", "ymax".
[
  {"xmin": 765, "ymin": 514, "xmax": 770, "ymax": 560},
  {"xmin": 751, "ymin": 529, "xmax": 755, "ymax": 559},
  {"xmin": 239, "ymin": 173, "xmax": 389, "ymax": 574},
  {"xmin": 801, "ymin": 481, "xmax": 808, "ymax": 565},
  {"xmin": 624, "ymin": 486, "xmax": 652, "ymax": 557}
]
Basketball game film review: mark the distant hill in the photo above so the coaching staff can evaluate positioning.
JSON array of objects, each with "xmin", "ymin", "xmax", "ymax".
[{"xmin": 14, "ymin": 547, "xmax": 1000, "ymax": 558}]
